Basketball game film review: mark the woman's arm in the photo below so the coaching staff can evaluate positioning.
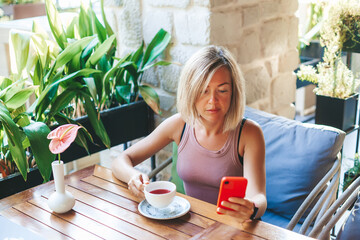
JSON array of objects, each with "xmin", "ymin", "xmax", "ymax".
[
  {"xmin": 217, "ymin": 119, "xmax": 266, "ymax": 221},
  {"xmin": 241, "ymin": 120, "xmax": 267, "ymax": 218},
  {"xmin": 111, "ymin": 114, "xmax": 184, "ymax": 198}
]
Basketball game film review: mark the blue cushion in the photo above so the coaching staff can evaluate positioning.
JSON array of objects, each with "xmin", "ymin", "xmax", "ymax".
[{"xmin": 244, "ymin": 107, "xmax": 345, "ymax": 221}]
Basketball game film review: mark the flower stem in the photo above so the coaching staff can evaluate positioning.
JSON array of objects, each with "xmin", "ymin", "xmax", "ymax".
[{"xmin": 58, "ymin": 153, "xmax": 61, "ymax": 164}]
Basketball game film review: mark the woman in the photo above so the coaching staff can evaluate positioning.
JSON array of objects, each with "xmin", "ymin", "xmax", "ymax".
[{"xmin": 112, "ymin": 45, "xmax": 266, "ymax": 222}]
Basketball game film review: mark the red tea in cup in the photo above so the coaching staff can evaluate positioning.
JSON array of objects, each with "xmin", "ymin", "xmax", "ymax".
[
  {"xmin": 150, "ymin": 189, "xmax": 171, "ymax": 194},
  {"xmin": 144, "ymin": 181, "xmax": 176, "ymax": 208}
]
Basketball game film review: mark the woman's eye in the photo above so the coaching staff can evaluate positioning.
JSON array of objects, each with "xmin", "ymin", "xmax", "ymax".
[{"xmin": 218, "ymin": 89, "xmax": 228, "ymax": 93}]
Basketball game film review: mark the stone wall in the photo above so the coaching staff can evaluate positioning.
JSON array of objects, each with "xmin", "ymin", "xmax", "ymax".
[
  {"xmin": 103, "ymin": 0, "xmax": 299, "ymax": 173},
  {"xmin": 105, "ymin": 0, "xmax": 299, "ymax": 120}
]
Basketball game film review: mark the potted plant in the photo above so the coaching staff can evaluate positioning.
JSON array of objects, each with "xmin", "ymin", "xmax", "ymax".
[
  {"xmin": 296, "ymin": 0, "xmax": 360, "ymax": 131},
  {"xmin": 9, "ymin": 0, "xmax": 170, "ymax": 153},
  {"xmin": 320, "ymin": 0, "xmax": 360, "ymax": 54},
  {"xmin": 38, "ymin": 0, "xmax": 170, "ymax": 140},
  {"xmin": 297, "ymin": 56, "xmax": 360, "ymax": 131},
  {"xmin": 0, "ymin": 76, "xmax": 55, "ymax": 198},
  {"xmin": 0, "ymin": 0, "xmax": 171, "ymax": 197}
]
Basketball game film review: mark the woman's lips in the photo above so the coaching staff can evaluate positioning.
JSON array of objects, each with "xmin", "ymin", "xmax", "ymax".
[{"xmin": 207, "ymin": 109, "xmax": 219, "ymax": 113}]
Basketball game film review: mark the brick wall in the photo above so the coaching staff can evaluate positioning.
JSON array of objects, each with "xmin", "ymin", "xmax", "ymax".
[{"xmin": 105, "ymin": 0, "xmax": 299, "ymax": 120}]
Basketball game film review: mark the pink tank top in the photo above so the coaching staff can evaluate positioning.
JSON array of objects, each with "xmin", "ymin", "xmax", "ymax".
[{"xmin": 177, "ymin": 120, "xmax": 245, "ymax": 204}]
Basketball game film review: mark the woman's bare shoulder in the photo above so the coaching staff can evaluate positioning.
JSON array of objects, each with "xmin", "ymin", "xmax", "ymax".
[
  {"xmin": 243, "ymin": 118, "xmax": 264, "ymax": 139},
  {"xmin": 158, "ymin": 113, "xmax": 186, "ymax": 143}
]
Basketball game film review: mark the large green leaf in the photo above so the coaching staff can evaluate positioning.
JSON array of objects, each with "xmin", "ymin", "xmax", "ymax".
[
  {"xmin": 36, "ymin": 68, "xmax": 101, "ymax": 118},
  {"xmin": 92, "ymin": 10, "xmax": 107, "ymax": 43},
  {"xmin": 0, "ymin": 79, "xmax": 24, "ymax": 101},
  {"xmin": 23, "ymin": 122, "xmax": 54, "ymax": 182},
  {"xmin": 5, "ymin": 86, "xmax": 38, "ymax": 110},
  {"xmin": 9, "ymin": 30, "xmax": 32, "ymax": 76},
  {"xmin": 79, "ymin": 2, "xmax": 93, "ymax": 38},
  {"xmin": 85, "ymin": 35, "xmax": 116, "ymax": 68},
  {"xmin": 0, "ymin": 103, "xmax": 27, "ymax": 180},
  {"xmin": 139, "ymin": 85, "xmax": 161, "ymax": 114},
  {"xmin": 100, "ymin": 0, "xmax": 114, "ymax": 37},
  {"xmin": 0, "ymin": 77, "xmax": 12, "ymax": 90},
  {"xmin": 116, "ymin": 85, "xmax": 131, "ymax": 104},
  {"xmin": 45, "ymin": 0, "xmax": 67, "ymax": 50},
  {"xmin": 141, "ymin": 60, "xmax": 171, "ymax": 72},
  {"xmin": 54, "ymin": 36, "xmax": 96, "ymax": 71},
  {"xmin": 131, "ymin": 42, "xmax": 144, "ymax": 68},
  {"xmin": 83, "ymin": 77, "xmax": 98, "ymax": 104},
  {"xmin": 142, "ymin": 29, "xmax": 171, "ymax": 70},
  {"xmin": 82, "ymin": 94, "xmax": 110, "ymax": 148},
  {"xmin": 48, "ymin": 89, "xmax": 78, "ymax": 120}
]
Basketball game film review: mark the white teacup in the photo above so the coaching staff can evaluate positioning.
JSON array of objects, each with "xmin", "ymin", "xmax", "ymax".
[{"xmin": 144, "ymin": 181, "xmax": 176, "ymax": 208}]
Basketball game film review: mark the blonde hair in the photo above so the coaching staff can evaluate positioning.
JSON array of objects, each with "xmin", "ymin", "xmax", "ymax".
[{"xmin": 177, "ymin": 45, "xmax": 245, "ymax": 132}]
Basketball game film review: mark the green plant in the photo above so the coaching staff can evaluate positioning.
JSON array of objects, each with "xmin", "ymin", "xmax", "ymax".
[
  {"xmin": 0, "ymin": 76, "xmax": 55, "ymax": 182},
  {"xmin": 296, "ymin": 0, "xmax": 360, "ymax": 99},
  {"xmin": 296, "ymin": 57, "xmax": 360, "ymax": 99},
  {"xmin": 8, "ymin": 0, "xmax": 170, "ymax": 147},
  {"xmin": 0, "ymin": 0, "xmax": 171, "ymax": 182},
  {"xmin": 320, "ymin": 0, "xmax": 360, "ymax": 58},
  {"xmin": 36, "ymin": 0, "xmax": 170, "ymax": 142},
  {"xmin": 343, "ymin": 153, "xmax": 360, "ymax": 192}
]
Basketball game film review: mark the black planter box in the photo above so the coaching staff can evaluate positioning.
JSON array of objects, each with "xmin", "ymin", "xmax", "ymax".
[
  {"xmin": 0, "ymin": 167, "xmax": 44, "ymax": 199},
  {"xmin": 0, "ymin": 100, "xmax": 154, "ymax": 199},
  {"xmin": 61, "ymin": 100, "xmax": 154, "ymax": 163},
  {"xmin": 315, "ymin": 94, "xmax": 359, "ymax": 131}
]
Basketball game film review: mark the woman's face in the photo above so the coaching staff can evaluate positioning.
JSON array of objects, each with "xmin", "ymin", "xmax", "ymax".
[{"xmin": 195, "ymin": 66, "xmax": 232, "ymax": 125}]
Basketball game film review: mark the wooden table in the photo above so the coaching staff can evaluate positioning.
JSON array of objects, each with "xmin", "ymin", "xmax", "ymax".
[{"xmin": 0, "ymin": 165, "xmax": 315, "ymax": 239}]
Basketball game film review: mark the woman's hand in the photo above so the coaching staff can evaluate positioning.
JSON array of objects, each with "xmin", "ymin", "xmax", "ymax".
[
  {"xmin": 127, "ymin": 173, "xmax": 150, "ymax": 199},
  {"xmin": 216, "ymin": 197, "xmax": 255, "ymax": 223}
]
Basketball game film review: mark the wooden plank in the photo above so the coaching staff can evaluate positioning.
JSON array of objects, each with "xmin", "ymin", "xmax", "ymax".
[
  {"xmin": 71, "ymin": 179, "xmax": 139, "ymax": 212},
  {"xmin": 1, "ymin": 208, "xmax": 71, "ymax": 240},
  {"xmin": 190, "ymin": 222, "xmax": 266, "ymax": 240},
  {"xmin": 93, "ymin": 164, "xmax": 127, "ymax": 187},
  {"xmin": 0, "ymin": 165, "xmax": 94, "ymax": 212},
  {"xmin": 63, "ymin": 183, "xmax": 197, "ymax": 239},
  {"xmin": 12, "ymin": 201, "xmax": 103, "ymax": 240},
  {"xmin": 82, "ymin": 175, "xmax": 215, "ymax": 229},
  {"xmin": 29, "ymin": 197, "xmax": 135, "ymax": 240}
]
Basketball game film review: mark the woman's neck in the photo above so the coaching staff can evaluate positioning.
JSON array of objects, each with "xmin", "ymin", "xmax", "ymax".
[{"xmin": 195, "ymin": 119, "xmax": 225, "ymax": 136}]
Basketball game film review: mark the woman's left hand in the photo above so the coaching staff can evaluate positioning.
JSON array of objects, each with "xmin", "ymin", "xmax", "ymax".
[{"xmin": 216, "ymin": 197, "xmax": 255, "ymax": 223}]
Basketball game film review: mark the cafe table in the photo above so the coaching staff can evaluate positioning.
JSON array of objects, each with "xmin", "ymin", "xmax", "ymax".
[{"xmin": 0, "ymin": 165, "xmax": 315, "ymax": 239}]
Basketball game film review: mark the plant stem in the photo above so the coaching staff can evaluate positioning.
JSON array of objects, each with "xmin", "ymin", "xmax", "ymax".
[{"xmin": 58, "ymin": 153, "xmax": 61, "ymax": 164}]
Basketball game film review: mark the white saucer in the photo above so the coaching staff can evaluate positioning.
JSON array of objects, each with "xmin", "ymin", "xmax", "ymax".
[{"xmin": 138, "ymin": 196, "xmax": 191, "ymax": 220}]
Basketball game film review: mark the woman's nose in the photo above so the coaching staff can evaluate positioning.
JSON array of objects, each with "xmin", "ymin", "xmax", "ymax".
[{"xmin": 208, "ymin": 92, "xmax": 218, "ymax": 103}]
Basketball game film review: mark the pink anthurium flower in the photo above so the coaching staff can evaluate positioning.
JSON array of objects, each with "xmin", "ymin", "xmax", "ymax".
[{"xmin": 47, "ymin": 124, "xmax": 83, "ymax": 163}]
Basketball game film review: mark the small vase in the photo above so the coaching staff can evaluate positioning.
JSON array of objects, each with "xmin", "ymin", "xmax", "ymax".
[{"xmin": 48, "ymin": 161, "xmax": 75, "ymax": 213}]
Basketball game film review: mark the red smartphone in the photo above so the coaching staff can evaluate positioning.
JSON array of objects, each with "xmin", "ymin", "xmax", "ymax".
[{"xmin": 216, "ymin": 176, "xmax": 248, "ymax": 214}]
